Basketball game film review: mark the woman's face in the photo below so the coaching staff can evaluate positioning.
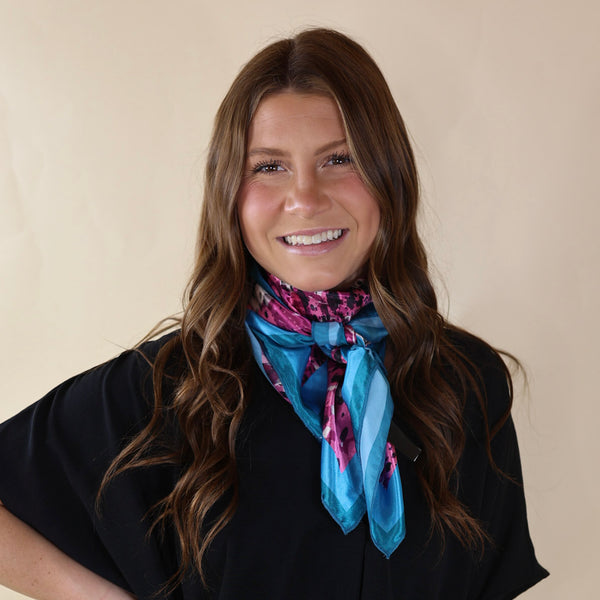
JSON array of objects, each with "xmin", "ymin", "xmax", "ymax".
[{"xmin": 237, "ymin": 92, "xmax": 380, "ymax": 292}]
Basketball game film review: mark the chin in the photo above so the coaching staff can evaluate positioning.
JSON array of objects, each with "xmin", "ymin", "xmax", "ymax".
[{"xmin": 279, "ymin": 273, "xmax": 355, "ymax": 293}]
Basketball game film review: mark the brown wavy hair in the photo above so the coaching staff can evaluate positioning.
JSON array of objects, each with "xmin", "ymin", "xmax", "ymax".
[{"xmin": 100, "ymin": 28, "xmax": 513, "ymax": 589}]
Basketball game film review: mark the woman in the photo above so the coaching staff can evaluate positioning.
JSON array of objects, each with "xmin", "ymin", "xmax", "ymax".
[{"xmin": 0, "ymin": 28, "xmax": 547, "ymax": 599}]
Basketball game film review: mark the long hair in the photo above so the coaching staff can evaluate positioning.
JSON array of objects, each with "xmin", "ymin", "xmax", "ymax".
[{"xmin": 100, "ymin": 28, "xmax": 513, "ymax": 588}]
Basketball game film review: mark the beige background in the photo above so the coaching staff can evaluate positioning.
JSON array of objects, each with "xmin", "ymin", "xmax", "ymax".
[{"xmin": 1, "ymin": 1, "xmax": 598, "ymax": 598}]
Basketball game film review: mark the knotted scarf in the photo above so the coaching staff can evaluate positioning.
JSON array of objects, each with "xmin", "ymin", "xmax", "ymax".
[{"xmin": 244, "ymin": 269, "xmax": 405, "ymax": 557}]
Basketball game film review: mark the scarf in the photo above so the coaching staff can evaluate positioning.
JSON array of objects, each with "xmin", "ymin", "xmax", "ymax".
[{"xmin": 244, "ymin": 269, "xmax": 406, "ymax": 557}]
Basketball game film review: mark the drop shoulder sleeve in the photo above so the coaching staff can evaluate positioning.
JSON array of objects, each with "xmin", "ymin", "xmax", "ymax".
[{"xmin": 0, "ymin": 334, "xmax": 180, "ymax": 598}]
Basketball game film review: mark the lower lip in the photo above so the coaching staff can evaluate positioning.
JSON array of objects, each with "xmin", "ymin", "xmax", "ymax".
[{"xmin": 277, "ymin": 231, "xmax": 347, "ymax": 255}]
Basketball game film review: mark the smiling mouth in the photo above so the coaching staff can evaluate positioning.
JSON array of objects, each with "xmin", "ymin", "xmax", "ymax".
[{"xmin": 283, "ymin": 229, "xmax": 344, "ymax": 246}]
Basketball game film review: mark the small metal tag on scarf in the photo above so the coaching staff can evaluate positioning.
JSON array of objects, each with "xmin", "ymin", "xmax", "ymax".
[{"xmin": 388, "ymin": 421, "xmax": 421, "ymax": 462}]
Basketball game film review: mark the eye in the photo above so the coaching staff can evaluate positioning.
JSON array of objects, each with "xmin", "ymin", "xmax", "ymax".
[
  {"xmin": 251, "ymin": 159, "xmax": 284, "ymax": 174},
  {"xmin": 326, "ymin": 152, "xmax": 353, "ymax": 166}
]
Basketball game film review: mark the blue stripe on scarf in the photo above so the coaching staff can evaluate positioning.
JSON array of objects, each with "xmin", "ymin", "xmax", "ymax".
[{"xmin": 320, "ymin": 449, "xmax": 366, "ymax": 531}]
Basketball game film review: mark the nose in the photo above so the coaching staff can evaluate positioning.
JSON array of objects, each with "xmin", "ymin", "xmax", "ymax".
[{"xmin": 284, "ymin": 172, "xmax": 330, "ymax": 218}]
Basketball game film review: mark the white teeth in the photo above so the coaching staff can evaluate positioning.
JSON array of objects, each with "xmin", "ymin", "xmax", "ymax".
[{"xmin": 284, "ymin": 229, "xmax": 343, "ymax": 246}]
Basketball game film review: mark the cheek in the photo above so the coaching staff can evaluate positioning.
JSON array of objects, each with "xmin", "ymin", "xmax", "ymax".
[
  {"xmin": 340, "ymin": 182, "xmax": 381, "ymax": 238},
  {"xmin": 360, "ymin": 196, "xmax": 380, "ymax": 229},
  {"xmin": 237, "ymin": 187, "xmax": 260, "ymax": 236},
  {"xmin": 237, "ymin": 187, "xmax": 274, "ymax": 253},
  {"xmin": 358, "ymin": 186, "xmax": 381, "ymax": 235},
  {"xmin": 351, "ymin": 194, "xmax": 381, "ymax": 259},
  {"xmin": 238, "ymin": 182, "xmax": 278, "ymax": 220},
  {"xmin": 369, "ymin": 207, "xmax": 381, "ymax": 239}
]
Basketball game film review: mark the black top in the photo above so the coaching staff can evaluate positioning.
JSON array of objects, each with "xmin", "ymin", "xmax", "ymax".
[{"xmin": 0, "ymin": 332, "xmax": 548, "ymax": 599}]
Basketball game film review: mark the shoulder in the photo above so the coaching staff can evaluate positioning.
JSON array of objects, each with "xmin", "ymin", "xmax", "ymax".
[
  {"xmin": 443, "ymin": 326, "xmax": 513, "ymax": 431},
  {"xmin": 134, "ymin": 329, "xmax": 182, "ymax": 363},
  {"xmin": 1, "ymin": 330, "xmax": 183, "ymax": 443},
  {"xmin": 445, "ymin": 326, "xmax": 507, "ymax": 373},
  {"xmin": 73, "ymin": 329, "xmax": 182, "ymax": 400},
  {"xmin": 90, "ymin": 329, "xmax": 183, "ymax": 386}
]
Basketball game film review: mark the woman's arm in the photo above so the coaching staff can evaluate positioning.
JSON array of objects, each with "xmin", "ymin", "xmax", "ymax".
[{"xmin": 0, "ymin": 503, "xmax": 135, "ymax": 600}]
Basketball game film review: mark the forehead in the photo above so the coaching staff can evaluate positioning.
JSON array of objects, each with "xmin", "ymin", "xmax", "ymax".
[{"xmin": 247, "ymin": 92, "xmax": 345, "ymax": 145}]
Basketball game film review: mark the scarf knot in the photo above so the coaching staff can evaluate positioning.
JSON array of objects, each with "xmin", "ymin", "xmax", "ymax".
[
  {"xmin": 310, "ymin": 320, "xmax": 361, "ymax": 353},
  {"xmin": 245, "ymin": 270, "xmax": 406, "ymax": 557}
]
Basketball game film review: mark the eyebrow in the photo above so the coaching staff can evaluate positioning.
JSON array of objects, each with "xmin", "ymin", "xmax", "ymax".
[{"xmin": 247, "ymin": 138, "xmax": 347, "ymax": 158}]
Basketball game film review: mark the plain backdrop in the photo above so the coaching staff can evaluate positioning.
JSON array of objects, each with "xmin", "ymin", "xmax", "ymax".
[{"xmin": 1, "ymin": 1, "xmax": 598, "ymax": 598}]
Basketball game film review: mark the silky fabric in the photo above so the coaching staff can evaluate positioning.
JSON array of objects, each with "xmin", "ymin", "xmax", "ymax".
[{"xmin": 244, "ymin": 270, "xmax": 405, "ymax": 557}]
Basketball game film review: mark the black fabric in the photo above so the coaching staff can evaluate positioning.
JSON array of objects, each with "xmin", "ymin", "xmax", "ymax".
[{"xmin": 0, "ymin": 332, "xmax": 548, "ymax": 599}]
